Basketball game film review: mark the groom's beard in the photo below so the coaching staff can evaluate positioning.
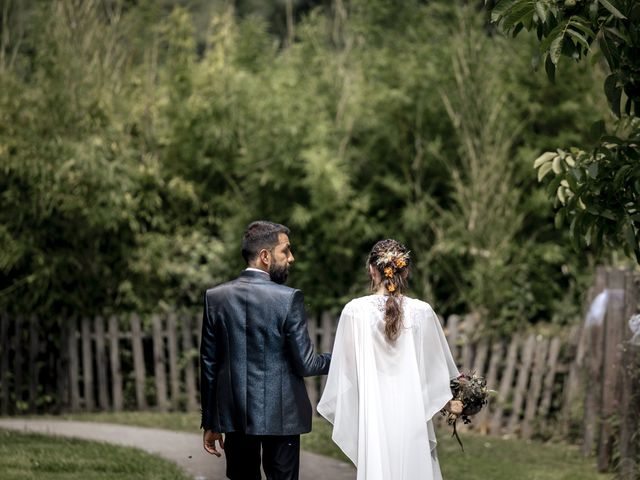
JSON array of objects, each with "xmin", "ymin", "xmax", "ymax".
[{"xmin": 269, "ymin": 262, "xmax": 290, "ymax": 284}]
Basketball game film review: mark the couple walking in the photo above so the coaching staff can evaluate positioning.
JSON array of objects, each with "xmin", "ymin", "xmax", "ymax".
[{"xmin": 200, "ymin": 221, "xmax": 462, "ymax": 480}]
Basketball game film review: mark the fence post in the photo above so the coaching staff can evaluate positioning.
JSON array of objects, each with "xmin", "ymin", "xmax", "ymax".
[
  {"xmin": 476, "ymin": 340, "xmax": 502, "ymax": 434},
  {"xmin": 582, "ymin": 266, "xmax": 608, "ymax": 456},
  {"xmin": 181, "ymin": 315, "xmax": 199, "ymax": 412},
  {"xmin": 67, "ymin": 317, "xmax": 80, "ymax": 412},
  {"xmin": 507, "ymin": 334, "xmax": 536, "ymax": 435},
  {"xmin": 490, "ymin": 335, "xmax": 519, "ymax": 434},
  {"xmin": 538, "ymin": 336, "xmax": 561, "ymax": 420},
  {"xmin": 597, "ymin": 269, "xmax": 626, "ymax": 471},
  {"xmin": 447, "ymin": 315, "xmax": 460, "ymax": 362},
  {"xmin": 28, "ymin": 315, "xmax": 39, "ymax": 413},
  {"xmin": 131, "ymin": 314, "xmax": 147, "ymax": 410},
  {"xmin": 13, "ymin": 315, "xmax": 24, "ymax": 410},
  {"xmin": 1, "ymin": 314, "xmax": 10, "ymax": 415},
  {"xmin": 521, "ymin": 337, "xmax": 549, "ymax": 439},
  {"xmin": 152, "ymin": 314, "xmax": 169, "ymax": 412},
  {"xmin": 305, "ymin": 314, "xmax": 318, "ymax": 410},
  {"xmin": 167, "ymin": 313, "xmax": 180, "ymax": 410},
  {"xmin": 81, "ymin": 317, "xmax": 94, "ymax": 411},
  {"xmin": 108, "ymin": 315, "xmax": 123, "ymax": 411},
  {"xmin": 95, "ymin": 316, "xmax": 109, "ymax": 410},
  {"xmin": 618, "ymin": 270, "xmax": 638, "ymax": 479}
]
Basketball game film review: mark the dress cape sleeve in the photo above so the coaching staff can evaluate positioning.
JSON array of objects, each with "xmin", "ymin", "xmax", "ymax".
[
  {"xmin": 418, "ymin": 305, "xmax": 460, "ymax": 423},
  {"xmin": 316, "ymin": 303, "xmax": 359, "ymax": 465}
]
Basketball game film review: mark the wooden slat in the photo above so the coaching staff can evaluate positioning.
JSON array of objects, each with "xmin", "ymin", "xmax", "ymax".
[
  {"xmin": 108, "ymin": 315, "xmax": 123, "ymax": 411},
  {"xmin": 167, "ymin": 313, "xmax": 180, "ymax": 410},
  {"xmin": 28, "ymin": 315, "xmax": 38, "ymax": 413},
  {"xmin": 507, "ymin": 334, "xmax": 536, "ymax": 435},
  {"xmin": 619, "ymin": 270, "xmax": 638, "ymax": 480},
  {"xmin": 446, "ymin": 315, "xmax": 460, "ymax": 363},
  {"xmin": 319, "ymin": 312, "xmax": 333, "ymax": 394},
  {"xmin": 152, "ymin": 314, "xmax": 168, "ymax": 412},
  {"xmin": 538, "ymin": 336, "xmax": 561, "ymax": 419},
  {"xmin": 1, "ymin": 314, "xmax": 10, "ymax": 415},
  {"xmin": 521, "ymin": 337, "xmax": 549, "ymax": 439},
  {"xmin": 598, "ymin": 268, "xmax": 626, "ymax": 471},
  {"xmin": 561, "ymin": 325, "xmax": 584, "ymax": 436},
  {"xmin": 582, "ymin": 322, "xmax": 604, "ymax": 456},
  {"xmin": 68, "ymin": 318, "xmax": 81, "ymax": 411},
  {"xmin": 181, "ymin": 315, "xmax": 198, "ymax": 412},
  {"xmin": 490, "ymin": 335, "xmax": 519, "ymax": 434},
  {"xmin": 81, "ymin": 317, "xmax": 94, "ymax": 411},
  {"xmin": 305, "ymin": 314, "xmax": 318, "ymax": 411},
  {"xmin": 460, "ymin": 314, "xmax": 477, "ymax": 372},
  {"xmin": 581, "ymin": 265, "xmax": 609, "ymax": 451},
  {"xmin": 196, "ymin": 313, "xmax": 203, "ymax": 352},
  {"xmin": 476, "ymin": 340, "xmax": 502, "ymax": 434},
  {"xmin": 13, "ymin": 315, "xmax": 24, "ymax": 408},
  {"xmin": 472, "ymin": 339, "xmax": 489, "ymax": 374},
  {"xmin": 94, "ymin": 316, "xmax": 109, "ymax": 410},
  {"xmin": 130, "ymin": 314, "xmax": 147, "ymax": 409}
]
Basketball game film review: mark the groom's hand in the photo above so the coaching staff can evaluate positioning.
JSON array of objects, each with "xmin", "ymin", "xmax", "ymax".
[{"xmin": 203, "ymin": 430, "xmax": 224, "ymax": 457}]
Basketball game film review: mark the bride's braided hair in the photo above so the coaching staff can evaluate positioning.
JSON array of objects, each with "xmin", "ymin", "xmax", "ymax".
[{"xmin": 368, "ymin": 239, "xmax": 411, "ymax": 342}]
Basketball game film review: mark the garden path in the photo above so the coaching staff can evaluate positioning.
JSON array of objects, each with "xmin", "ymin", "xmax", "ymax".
[{"xmin": 0, "ymin": 418, "xmax": 355, "ymax": 480}]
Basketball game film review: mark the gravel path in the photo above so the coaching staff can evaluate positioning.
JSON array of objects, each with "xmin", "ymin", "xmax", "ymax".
[{"xmin": 0, "ymin": 419, "xmax": 355, "ymax": 480}]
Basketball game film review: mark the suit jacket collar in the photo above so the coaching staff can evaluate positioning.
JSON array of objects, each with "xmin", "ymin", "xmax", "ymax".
[{"xmin": 239, "ymin": 269, "xmax": 272, "ymax": 282}]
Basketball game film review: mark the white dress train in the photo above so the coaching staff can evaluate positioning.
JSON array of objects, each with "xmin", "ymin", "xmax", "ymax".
[{"xmin": 317, "ymin": 295, "xmax": 459, "ymax": 480}]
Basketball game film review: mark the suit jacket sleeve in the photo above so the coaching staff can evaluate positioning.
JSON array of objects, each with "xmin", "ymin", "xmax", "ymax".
[
  {"xmin": 284, "ymin": 290, "xmax": 331, "ymax": 377},
  {"xmin": 199, "ymin": 292, "xmax": 217, "ymax": 430}
]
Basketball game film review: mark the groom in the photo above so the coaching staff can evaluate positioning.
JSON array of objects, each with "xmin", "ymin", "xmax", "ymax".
[{"xmin": 200, "ymin": 220, "xmax": 331, "ymax": 480}]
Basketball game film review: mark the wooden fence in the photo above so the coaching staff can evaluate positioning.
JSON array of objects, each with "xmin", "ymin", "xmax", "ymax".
[
  {"xmin": 566, "ymin": 266, "xmax": 639, "ymax": 478},
  {"xmin": 1, "ymin": 310, "xmax": 577, "ymax": 438},
  {"xmin": 0, "ymin": 313, "xmax": 204, "ymax": 414},
  {"xmin": 0, "ymin": 267, "xmax": 638, "ymax": 477}
]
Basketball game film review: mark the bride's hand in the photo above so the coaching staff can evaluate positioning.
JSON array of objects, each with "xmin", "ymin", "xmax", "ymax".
[{"xmin": 447, "ymin": 400, "xmax": 463, "ymax": 415}]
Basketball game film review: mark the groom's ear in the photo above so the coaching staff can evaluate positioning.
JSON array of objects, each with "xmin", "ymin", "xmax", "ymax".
[{"xmin": 258, "ymin": 248, "xmax": 271, "ymax": 268}]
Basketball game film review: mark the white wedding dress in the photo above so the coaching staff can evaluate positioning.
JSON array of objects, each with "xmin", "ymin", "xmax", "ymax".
[{"xmin": 317, "ymin": 295, "xmax": 459, "ymax": 480}]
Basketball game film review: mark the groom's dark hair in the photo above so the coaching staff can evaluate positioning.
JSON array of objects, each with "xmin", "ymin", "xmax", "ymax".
[{"xmin": 241, "ymin": 221, "xmax": 290, "ymax": 263}]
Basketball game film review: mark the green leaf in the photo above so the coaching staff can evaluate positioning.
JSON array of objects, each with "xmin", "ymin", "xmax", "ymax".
[
  {"xmin": 599, "ymin": 30, "xmax": 620, "ymax": 70},
  {"xmin": 537, "ymin": 161, "xmax": 554, "ymax": 181},
  {"xmin": 544, "ymin": 54, "xmax": 556, "ymax": 82},
  {"xmin": 502, "ymin": 0, "xmax": 536, "ymax": 30},
  {"xmin": 624, "ymin": 223, "xmax": 637, "ymax": 255},
  {"xmin": 567, "ymin": 29, "xmax": 590, "ymax": 51},
  {"xmin": 604, "ymin": 73, "xmax": 622, "ymax": 117},
  {"xmin": 549, "ymin": 35, "xmax": 563, "ymax": 65},
  {"xmin": 598, "ymin": 0, "xmax": 626, "ymax": 19},
  {"xmin": 491, "ymin": 0, "xmax": 519, "ymax": 22},
  {"xmin": 534, "ymin": 1, "xmax": 548, "ymax": 23},
  {"xmin": 533, "ymin": 151, "xmax": 556, "ymax": 168},
  {"xmin": 567, "ymin": 18, "xmax": 596, "ymax": 39},
  {"xmin": 589, "ymin": 120, "xmax": 606, "ymax": 141}
]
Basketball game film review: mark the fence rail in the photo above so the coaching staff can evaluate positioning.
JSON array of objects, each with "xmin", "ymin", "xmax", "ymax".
[{"xmin": 0, "ymin": 266, "xmax": 638, "ymax": 477}]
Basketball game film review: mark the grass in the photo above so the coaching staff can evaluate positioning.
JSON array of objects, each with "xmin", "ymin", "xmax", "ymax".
[
  {"xmin": 30, "ymin": 412, "xmax": 614, "ymax": 480},
  {"xmin": 0, "ymin": 428, "xmax": 192, "ymax": 480}
]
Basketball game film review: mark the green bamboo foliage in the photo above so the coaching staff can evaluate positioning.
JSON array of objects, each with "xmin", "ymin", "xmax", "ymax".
[{"xmin": 0, "ymin": 0, "xmax": 610, "ymax": 332}]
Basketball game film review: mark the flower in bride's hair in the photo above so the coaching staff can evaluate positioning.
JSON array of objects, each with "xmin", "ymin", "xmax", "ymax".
[
  {"xmin": 387, "ymin": 283, "xmax": 396, "ymax": 293},
  {"xmin": 384, "ymin": 266, "xmax": 394, "ymax": 278},
  {"xmin": 395, "ymin": 258, "xmax": 407, "ymax": 269}
]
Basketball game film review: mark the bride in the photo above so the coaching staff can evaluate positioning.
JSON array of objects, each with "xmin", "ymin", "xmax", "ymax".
[{"xmin": 317, "ymin": 239, "xmax": 462, "ymax": 480}]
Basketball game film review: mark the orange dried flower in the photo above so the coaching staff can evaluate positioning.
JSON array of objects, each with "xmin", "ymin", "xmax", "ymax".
[
  {"xmin": 387, "ymin": 283, "xmax": 396, "ymax": 293},
  {"xmin": 384, "ymin": 266, "xmax": 394, "ymax": 278},
  {"xmin": 395, "ymin": 258, "xmax": 407, "ymax": 268}
]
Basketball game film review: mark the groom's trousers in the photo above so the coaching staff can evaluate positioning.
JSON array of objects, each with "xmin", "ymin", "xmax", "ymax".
[{"xmin": 224, "ymin": 432, "xmax": 300, "ymax": 480}]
